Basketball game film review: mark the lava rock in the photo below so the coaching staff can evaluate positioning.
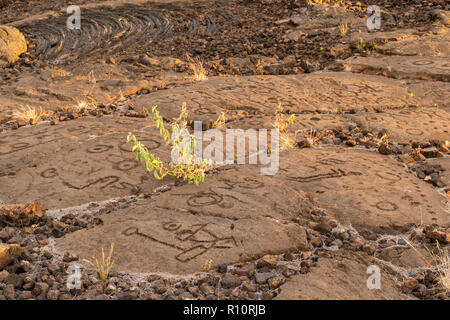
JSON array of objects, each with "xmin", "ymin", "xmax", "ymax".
[
  {"xmin": 221, "ymin": 273, "xmax": 241, "ymax": 289},
  {"xmin": 0, "ymin": 243, "xmax": 22, "ymax": 269}
]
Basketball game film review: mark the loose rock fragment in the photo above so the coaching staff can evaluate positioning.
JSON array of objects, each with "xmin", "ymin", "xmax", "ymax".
[
  {"xmin": 0, "ymin": 243, "xmax": 22, "ymax": 269},
  {"xmin": 0, "ymin": 25, "xmax": 27, "ymax": 66},
  {"xmin": 0, "ymin": 202, "xmax": 45, "ymax": 227}
]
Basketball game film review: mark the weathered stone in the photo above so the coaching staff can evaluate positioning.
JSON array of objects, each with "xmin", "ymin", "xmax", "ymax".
[
  {"xmin": 221, "ymin": 274, "xmax": 241, "ymax": 289},
  {"xmin": 276, "ymin": 251, "xmax": 409, "ymax": 300},
  {"xmin": 0, "ymin": 118, "xmax": 171, "ymax": 210},
  {"xmin": 0, "ymin": 25, "xmax": 27, "ymax": 66},
  {"xmin": 47, "ymin": 289, "xmax": 60, "ymax": 300},
  {"xmin": 362, "ymin": 244, "xmax": 376, "ymax": 256},
  {"xmin": 425, "ymin": 230, "xmax": 450, "ymax": 244},
  {"xmin": 0, "ymin": 243, "xmax": 22, "ymax": 269},
  {"xmin": 54, "ymin": 162, "xmax": 312, "ymax": 274},
  {"xmin": 242, "ymin": 282, "xmax": 257, "ymax": 292},
  {"xmin": 3, "ymin": 283, "xmax": 15, "ymax": 300},
  {"xmin": 0, "ymin": 202, "xmax": 44, "ymax": 227},
  {"xmin": 6, "ymin": 273, "xmax": 24, "ymax": 288},
  {"xmin": 128, "ymin": 72, "xmax": 418, "ymax": 122},
  {"xmin": 255, "ymin": 272, "xmax": 275, "ymax": 285},
  {"xmin": 267, "ymin": 276, "xmax": 282, "ymax": 289},
  {"xmin": 341, "ymin": 56, "xmax": 450, "ymax": 82},
  {"xmin": 256, "ymin": 255, "xmax": 278, "ymax": 269},
  {"xmin": 63, "ymin": 251, "xmax": 79, "ymax": 263},
  {"xmin": 199, "ymin": 283, "xmax": 215, "ymax": 296},
  {"xmin": 377, "ymin": 33, "xmax": 450, "ymax": 57},
  {"xmin": 402, "ymin": 278, "xmax": 419, "ymax": 290}
]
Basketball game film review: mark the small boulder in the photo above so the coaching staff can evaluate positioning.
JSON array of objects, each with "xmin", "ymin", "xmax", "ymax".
[
  {"xmin": 0, "ymin": 25, "xmax": 27, "ymax": 66},
  {"xmin": 256, "ymin": 255, "xmax": 278, "ymax": 269},
  {"xmin": 425, "ymin": 230, "xmax": 449, "ymax": 244},
  {"xmin": 0, "ymin": 243, "xmax": 22, "ymax": 270},
  {"xmin": 0, "ymin": 202, "xmax": 44, "ymax": 227}
]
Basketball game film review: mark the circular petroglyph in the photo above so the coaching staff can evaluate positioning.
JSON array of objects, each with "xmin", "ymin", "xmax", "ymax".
[
  {"xmin": 12, "ymin": 142, "xmax": 31, "ymax": 149},
  {"xmin": 405, "ymin": 128, "xmax": 424, "ymax": 136},
  {"xmin": 194, "ymin": 106, "xmax": 218, "ymax": 115},
  {"xmin": 375, "ymin": 201, "xmax": 399, "ymax": 211},
  {"xmin": 114, "ymin": 160, "xmax": 139, "ymax": 171},
  {"xmin": 119, "ymin": 139, "xmax": 161, "ymax": 152},
  {"xmin": 187, "ymin": 193, "xmax": 223, "ymax": 207},
  {"xmin": 87, "ymin": 144, "xmax": 114, "ymax": 154},
  {"xmin": 115, "ymin": 119, "xmax": 140, "ymax": 125},
  {"xmin": 40, "ymin": 168, "xmax": 58, "ymax": 178},
  {"xmin": 238, "ymin": 177, "xmax": 265, "ymax": 189},
  {"xmin": 122, "ymin": 227, "xmax": 139, "ymax": 237},
  {"xmin": 162, "ymin": 222, "xmax": 182, "ymax": 232},
  {"xmin": 411, "ymin": 60, "xmax": 434, "ymax": 66},
  {"xmin": 375, "ymin": 171, "xmax": 401, "ymax": 182}
]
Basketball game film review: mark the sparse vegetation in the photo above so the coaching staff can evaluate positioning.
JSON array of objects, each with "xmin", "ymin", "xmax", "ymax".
[
  {"xmin": 127, "ymin": 104, "xmax": 209, "ymax": 185},
  {"xmin": 306, "ymin": 0, "xmax": 365, "ymax": 12},
  {"xmin": 71, "ymin": 99, "xmax": 97, "ymax": 111},
  {"xmin": 83, "ymin": 243, "xmax": 115, "ymax": 281},
  {"xmin": 187, "ymin": 55, "xmax": 208, "ymax": 81},
  {"xmin": 296, "ymin": 128, "xmax": 323, "ymax": 148},
  {"xmin": 405, "ymin": 238, "xmax": 450, "ymax": 292},
  {"xmin": 212, "ymin": 112, "xmax": 226, "ymax": 129},
  {"xmin": 273, "ymin": 103, "xmax": 296, "ymax": 150},
  {"xmin": 339, "ymin": 23, "xmax": 349, "ymax": 36},
  {"xmin": 357, "ymin": 38, "xmax": 365, "ymax": 53},
  {"xmin": 432, "ymin": 242, "xmax": 449, "ymax": 292},
  {"xmin": 376, "ymin": 132, "xmax": 390, "ymax": 148},
  {"xmin": 202, "ymin": 259, "xmax": 213, "ymax": 272},
  {"xmin": 11, "ymin": 105, "xmax": 51, "ymax": 123}
]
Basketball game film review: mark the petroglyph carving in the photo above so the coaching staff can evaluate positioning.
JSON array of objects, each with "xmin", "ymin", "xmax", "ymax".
[{"xmin": 122, "ymin": 222, "xmax": 236, "ymax": 262}]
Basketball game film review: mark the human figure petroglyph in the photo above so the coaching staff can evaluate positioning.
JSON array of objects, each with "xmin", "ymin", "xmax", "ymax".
[
  {"xmin": 122, "ymin": 222, "xmax": 237, "ymax": 262},
  {"xmin": 286, "ymin": 168, "xmax": 363, "ymax": 183}
]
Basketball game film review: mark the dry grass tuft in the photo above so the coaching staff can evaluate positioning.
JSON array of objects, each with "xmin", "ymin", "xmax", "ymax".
[
  {"xmin": 273, "ymin": 104, "xmax": 296, "ymax": 150},
  {"xmin": 296, "ymin": 128, "xmax": 323, "ymax": 147},
  {"xmin": 405, "ymin": 238, "xmax": 450, "ymax": 292},
  {"xmin": 71, "ymin": 99, "xmax": 97, "ymax": 111},
  {"xmin": 83, "ymin": 243, "xmax": 114, "ymax": 281},
  {"xmin": 202, "ymin": 259, "xmax": 213, "ymax": 272},
  {"xmin": 212, "ymin": 112, "xmax": 226, "ymax": 129},
  {"xmin": 12, "ymin": 105, "xmax": 50, "ymax": 122},
  {"xmin": 306, "ymin": 0, "xmax": 365, "ymax": 12},
  {"xmin": 339, "ymin": 23, "xmax": 349, "ymax": 36},
  {"xmin": 187, "ymin": 56, "xmax": 207, "ymax": 81},
  {"xmin": 431, "ymin": 242, "xmax": 450, "ymax": 291}
]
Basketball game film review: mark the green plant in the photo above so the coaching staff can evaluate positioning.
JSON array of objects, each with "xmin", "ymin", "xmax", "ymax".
[
  {"xmin": 273, "ymin": 104, "xmax": 296, "ymax": 149},
  {"xmin": 127, "ymin": 104, "xmax": 209, "ymax": 185},
  {"xmin": 356, "ymin": 38, "xmax": 365, "ymax": 52}
]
